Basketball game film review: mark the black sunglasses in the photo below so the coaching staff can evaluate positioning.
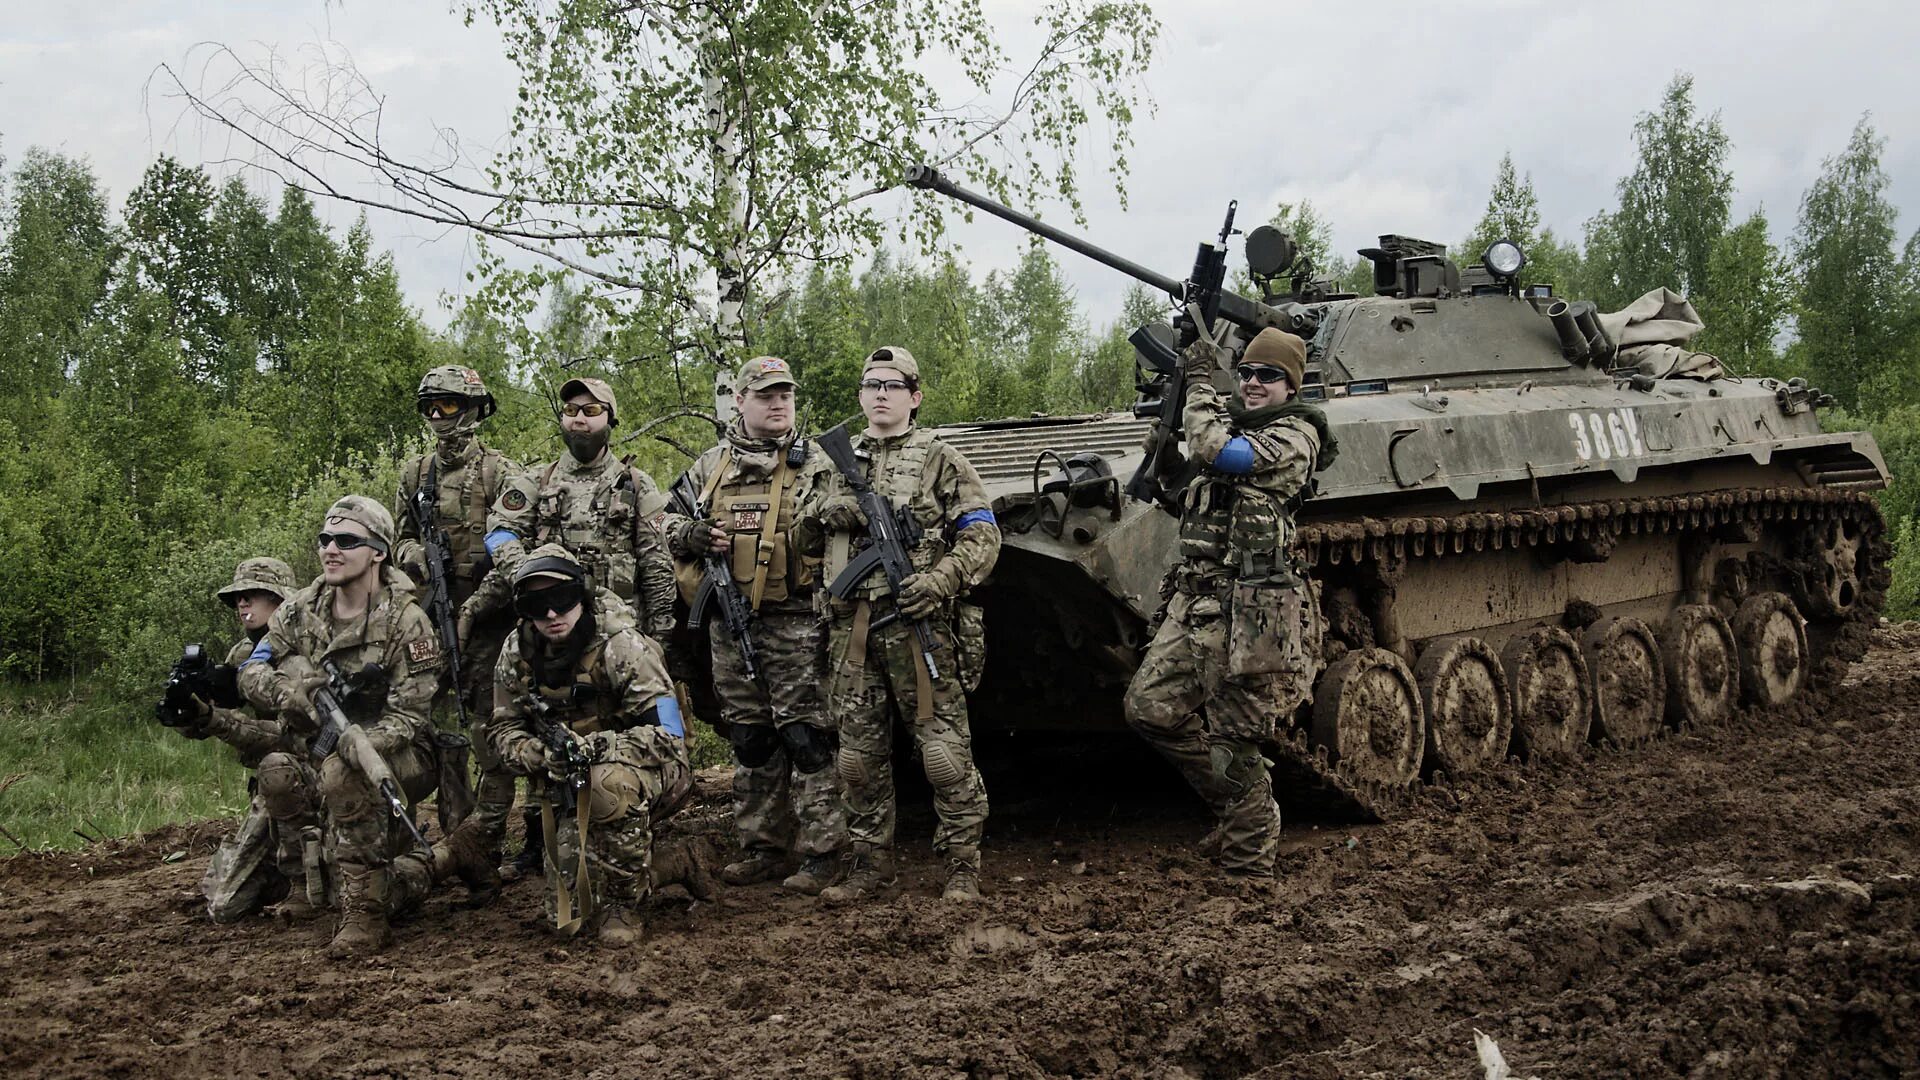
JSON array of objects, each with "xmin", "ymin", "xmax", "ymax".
[
  {"xmin": 317, "ymin": 531, "xmax": 380, "ymax": 552},
  {"xmin": 1235, "ymin": 365, "xmax": 1289, "ymax": 385},
  {"xmin": 515, "ymin": 581, "xmax": 587, "ymax": 620}
]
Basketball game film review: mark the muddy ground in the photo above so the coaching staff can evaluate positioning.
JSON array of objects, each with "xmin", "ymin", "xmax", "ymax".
[{"xmin": 5, "ymin": 628, "xmax": 1920, "ymax": 1079}]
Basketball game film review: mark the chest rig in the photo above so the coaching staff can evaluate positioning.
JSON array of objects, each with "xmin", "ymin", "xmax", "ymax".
[
  {"xmin": 823, "ymin": 432, "xmax": 942, "ymax": 599},
  {"xmin": 535, "ymin": 458, "xmax": 645, "ymax": 603},
  {"xmin": 692, "ymin": 443, "xmax": 813, "ymax": 608},
  {"xmin": 516, "ymin": 630, "xmax": 623, "ymax": 736},
  {"xmin": 414, "ymin": 449, "xmax": 503, "ymax": 584},
  {"xmin": 1179, "ymin": 468, "xmax": 1292, "ymax": 583}
]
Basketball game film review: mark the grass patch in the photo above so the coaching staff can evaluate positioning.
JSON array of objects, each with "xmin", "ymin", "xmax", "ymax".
[{"xmin": 0, "ymin": 681, "xmax": 249, "ymax": 852}]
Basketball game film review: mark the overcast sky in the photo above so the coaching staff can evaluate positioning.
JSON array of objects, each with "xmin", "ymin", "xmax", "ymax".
[{"xmin": 5, "ymin": 1, "xmax": 1919, "ymax": 331}]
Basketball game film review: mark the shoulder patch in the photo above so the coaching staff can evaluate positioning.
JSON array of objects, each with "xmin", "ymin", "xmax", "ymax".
[
  {"xmin": 502, "ymin": 489, "xmax": 528, "ymax": 511},
  {"xmin": 408, "ymin": 638, "xmax": 440, "ymax": 665}
]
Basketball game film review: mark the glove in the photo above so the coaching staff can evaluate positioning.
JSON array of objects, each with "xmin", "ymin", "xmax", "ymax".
[
  {"xmin": 673, "ymin": 517, "xmax": 721, "ymax": 557},
  {"xmin": 896, "ymin": 566, "xmax": 959, "ymax": 619},
  {"xmin": 581, "ymin": 730, "xmax": 620, "ymax": 762},
  {"xmin": 819, "ymin": 496, "xmax": 866, "ymax": 532},
  {"xmin": 1181, "ymin": 337, "xmax": 1230, "ymax": 381},
  {"xmin": 513, "ymin": 739, "xmax": 547, "ymax": 776}
]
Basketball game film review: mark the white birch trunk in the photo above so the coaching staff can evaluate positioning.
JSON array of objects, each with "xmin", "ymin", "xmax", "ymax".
[{"xmin": 702, "ymin": 16, "xmax": 748, "ymax": 424}]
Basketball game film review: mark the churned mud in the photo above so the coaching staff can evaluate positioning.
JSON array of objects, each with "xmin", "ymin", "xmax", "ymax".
[{"xmin": 5, "ymin": 627, "xmax": 1920, "ymax": 1078}]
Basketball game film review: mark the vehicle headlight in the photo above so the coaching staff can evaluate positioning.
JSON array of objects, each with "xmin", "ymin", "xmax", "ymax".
[{"xmin": 1484, "ymin": 239, "xmax": 1526, "ymax": 278}]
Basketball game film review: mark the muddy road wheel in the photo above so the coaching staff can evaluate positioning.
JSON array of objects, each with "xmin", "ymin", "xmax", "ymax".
[
  {"xmin": 1800, "ymin": 516, "xmax": 1866, "ymax": 619},
  {"xmin": 1501, "ymin": 626, "xmax": 1592, "ymax": 759},
  {"xmin": 1312, "ymin": 648, "xmax": 1425, "ymax": 788},
  {"xmin": 1663, "ymin": 605, "xmax": 1739, "ymax": 729},
  {"xmin": 1414, "ymin": 635, "xmax": 1510, "ymax": 777},
  {"xmin": 1581, "ymin": 616, "xmax": 1666, "ymax": 748},
  {"xmin": 1735, "ymin": 592, "xmax": 1808, "ymax": 707}
]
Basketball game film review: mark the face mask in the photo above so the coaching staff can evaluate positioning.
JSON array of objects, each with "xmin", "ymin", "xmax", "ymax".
[{"xmin": 564, "ymin": 428, "xmax": 609, "ymax": 463}]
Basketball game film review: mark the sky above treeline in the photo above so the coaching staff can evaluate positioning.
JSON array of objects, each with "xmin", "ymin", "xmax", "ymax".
[{"xmin": 4, "ymin": 1, "xmax": 1918, "ymax": 330}]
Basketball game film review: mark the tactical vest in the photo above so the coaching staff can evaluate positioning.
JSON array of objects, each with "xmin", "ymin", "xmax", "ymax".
[
  {"xmin": 1178, "ymin": 473, "xmax": 1291, "ymax": 582},
  {"xmin": 823, "ymin": 430, "xmax": 946, "ymax": 599},
  {"xmin": 514, "ymin": 628, "xmax": 625, "ymax": 737},
  {"xmin": 534, "ymin": 459, "xmax": 651, "ymax": 604},
  {"xmin": 410, "ymin": 448, "xmax": 505, "ymax": 584},
  {"xmin": 692, "ymin": 445, "xmax": 814, "ymax": 608}
]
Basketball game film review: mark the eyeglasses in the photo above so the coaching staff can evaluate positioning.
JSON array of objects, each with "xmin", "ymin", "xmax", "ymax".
[
  {"xmin": 859, "ymin": 379, "xmax": 912, "ymax": 394},
  {"xmin": 1235, "ymin": 365, "xmax": 1289, "ymax": 385},
  {"xmin": 559, "ymin": 401, "xmax": 609, "ymax": 418},
  {"xmin": 317, "ymin": 532, "xmax": 378, "ymax": 552},
  {"xmin": 418, "ymin": 397, "xmax": 467, "ymax": 419},
  {"xmin": 514, "ymin": 580, "xmax": 587, "ymax": 620}
]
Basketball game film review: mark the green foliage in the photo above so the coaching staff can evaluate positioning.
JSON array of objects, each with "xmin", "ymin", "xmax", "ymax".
[
  {"xmin": 1694, "ymin": 210, "xmax": 1790, "ymax": 374},
  {"xmin": 1460, "ymin": 153, "xmax": 1580, "ymax": 293}
]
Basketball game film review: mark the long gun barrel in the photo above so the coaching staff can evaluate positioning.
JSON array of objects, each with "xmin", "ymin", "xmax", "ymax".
[
  {"xmin": 816, "ymin": 425, "xmax": 942, "ymax": 683},
  {"xmin": 408, "ymin": 487, "xmax": 468, "ymax": 730},
  {"xmin": 529, "ymin": 697, "xmax": 591, "ymax": 816},
  {"xmin": 302, "ymin": 664, "xmax": 431, "ymax": 855},
  {"xmin": 668, "ymin": 476, "xmax": 763, "ymax": 687}
]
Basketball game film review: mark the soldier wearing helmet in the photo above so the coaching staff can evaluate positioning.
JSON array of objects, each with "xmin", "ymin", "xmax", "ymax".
[
  {"xmin": 238, "ymin": 496, "xmax": 451, "ymax": 957},
  {"xmin": 155, "ymin": 556, "xmax": 324, "ymax": 924},
  {"xmin": 394, "ymin": 365, "xmax": 522, "ymax": 890},
  {"xmin": 487, "ymin": 543, "xmax": 715, "ymax": 945}
]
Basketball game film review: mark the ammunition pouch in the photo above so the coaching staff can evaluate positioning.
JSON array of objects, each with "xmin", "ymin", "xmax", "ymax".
[{"xmin": 1226, "ymin": 579, "xmax": 1315, "ymax": 679}]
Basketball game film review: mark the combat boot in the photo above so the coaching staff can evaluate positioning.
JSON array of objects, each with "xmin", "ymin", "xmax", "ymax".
[
  {"xmin": 431, "ymin": 827, "xmax": 502, "ymax": 907},
  {"xmin": 389, "ymin": 853, "xmax": 432, "ymax": 916},
  {"xmin": 941, "ymin": 846, "xmax": 982, "ymax": 903},
  {"xmin": 597, "ymin": 905, "xmax": 646, "ymax": 947},
  {"xmin": 781, "ymin": 853, "xmax": 845, "ymax": 896},
  {"xmin": 499, "ymin": 806, "xmax": 545, "ymax": 882},
  {"xmin": 819, "ymin": 844, "xmax": 896, "ymax": 905},
  {"xmin": 327, "ymin": 866, "xmax": 393, "ymax": 958},
  {"xmin": 720, "ymin": 847, "xmax": 788, "ymax": 886},
  {"xmin": 270, "ymin": 880, "xmax": 324, "ymax": 922},
  {"xmin": 651, "ymin": 837, "xmax": 721, "ymax": 902},
  {"xmin": 1197, "ymin": 823, "xmax": 1227, "ymax": 863}
]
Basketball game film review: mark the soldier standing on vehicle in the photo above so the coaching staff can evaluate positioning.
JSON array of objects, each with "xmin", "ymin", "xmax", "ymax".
[
  {"xmin": 239, "ymin": 497, "xmax": 449, "ymax": 956},
  {"xmin": 1123, "ymin": 327, "xmax": 1332, "ymax": 880},
  {"xmin": 156, "ymin": 557, "xmax": 324, "ymax": 923},
  {"xmin": 394, "ymin": 365, "xmax": 520, "ymax": 892},
  {"xmin": 488, "ymin": 544, "xmax": 715, "ymax": 944},
  {"xmin": 663, "ymin": 356, "xmax": 848, "ymax": 894},
  {"xmin": 462, "ymin": 374, "xmax": 677, "ymax": 879},
  {"xmin": 794, "ymin": 346, "xmax": 999, "ymax": 904}
]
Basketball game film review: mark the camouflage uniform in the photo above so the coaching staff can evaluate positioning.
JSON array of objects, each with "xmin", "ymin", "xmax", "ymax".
[
  {"xmin": 395, "ymin": 365, "xmax": 520, "ymax": 852},
  {"xmin": 1124, "ymin": 330, "xmax": 1325, "ymax": 877},
  {"xmin": 663, "ymin": 364, "xmax": 846, "ymax": 885},
  {"xmin": 239, "ymin": 498, "xmax": 444, "ymax": 951},
  {"xmin": 794, "ymin": 348, "xmax": 1001, "ymax": 895},
  {"xmin": 489, "ymin": 568, "xmax": 693, "ymax": 937},
  {"xmin": 464, "ymin": 376, "xmax": 676, "ymax": 644},
  {"xmin": 187, "ymin": 558, "xmax": 323, "ymax": 923}
]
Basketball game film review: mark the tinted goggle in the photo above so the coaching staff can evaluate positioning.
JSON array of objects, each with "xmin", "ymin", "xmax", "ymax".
[
  {"xmin": 514, "ymin": 580, "xmax": 587, "ymax": 620},
  {"xmin": 559, "ymin": 401, "xmax": 610, "ymax": 418},
  {"xmin": 317, "ymin": 531, "xmax": 386, "ymax": 553},
  {"xmin": 1235, "ymin": 365, "xmax": 1289, "ymax": 385},
  {"xmin": 418, "ymin": 397, "xmax": 468, "ymax": 419}
]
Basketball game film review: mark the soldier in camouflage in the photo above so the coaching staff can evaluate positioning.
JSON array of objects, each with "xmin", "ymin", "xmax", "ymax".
[
  {"xmin": 158, "ymin": 557, "xmax": 324, "ymax": 923},
  {"xmin": 663, "ymin": 355, "xmax": 847, "ymax": 894},
  {"xmin": 1124, "ymin": 327, "xmax": 1332, "ymax": 879},
  {"xmin": 489, "ymin": 544, "xmax": 715, "ymax": 945},
  {"xmin": 395, "ymin": 365, "xmax": 521, "ymax": 889},
  {"xmin": 794, "ymin": 346, "xmax": 1000, "ymax": 904},
  {"xmin": 239, "ymin": 497, "xmax": 446, "ymax": 956}
]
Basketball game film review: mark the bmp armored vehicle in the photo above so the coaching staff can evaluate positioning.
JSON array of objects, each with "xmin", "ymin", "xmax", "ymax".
[{"xmin": 910, "ymin": 165, "xmax": 1890, "ymax": 820}]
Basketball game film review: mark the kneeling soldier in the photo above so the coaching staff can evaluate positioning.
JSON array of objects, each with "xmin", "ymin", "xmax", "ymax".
[{"xmin": 490, "ymin": 544, "xmax": 716, "ymax": 944}]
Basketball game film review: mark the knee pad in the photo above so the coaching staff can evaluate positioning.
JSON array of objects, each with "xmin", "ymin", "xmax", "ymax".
[
  {"xmin": 256, "ymin": 752, "xmax": 305, "ymax": 811},
  {"xmin": 731, "ymin": 724, "xmax": 783, "ymax": 769},
  {"xmin": 587, "ymin": 762, "xmax": 646, "ymax": 825},
  {"xmin": 920, "ymin": 738, "xmax": 969, "ymax": 792},
  {"xmin": 779, "ymin": 723, "xmax": 837, "ymax": 775},
  {"xmin": 1211, "ymin": 740, "xmax": 1267, "ymax": 802},
  {"xmin": 835, "ymin": 743, "xmax": 871, "ymax": 790}
]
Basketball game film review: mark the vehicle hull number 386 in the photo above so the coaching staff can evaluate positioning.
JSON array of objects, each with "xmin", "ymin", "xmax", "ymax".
[{"xmin": 1569, "ymin": 408, "xmax": 1645, "ymax": 461}]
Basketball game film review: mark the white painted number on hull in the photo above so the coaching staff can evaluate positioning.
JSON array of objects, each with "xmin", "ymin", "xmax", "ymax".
[{"xmin": 1569, "ymin": 409, "xmax": 1645, "ymax": 461}]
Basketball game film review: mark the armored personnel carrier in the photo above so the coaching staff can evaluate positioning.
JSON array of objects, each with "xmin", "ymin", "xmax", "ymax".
[{"xmin": 910, "ymin": 166, "xmax": 1890, "ymax": 820}]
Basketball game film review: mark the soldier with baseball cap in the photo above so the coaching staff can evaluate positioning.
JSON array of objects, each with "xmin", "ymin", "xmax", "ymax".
[{"xmin": 661, "ymin": 355, "xmax": 849, "ymax": 894}]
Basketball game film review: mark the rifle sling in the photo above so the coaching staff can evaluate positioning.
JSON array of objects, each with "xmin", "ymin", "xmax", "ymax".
[
  {"xmin": 541, "ymin": 775, "xmax": 595, "ymax": 938},
  {"xmin": 842, "ymin": 600, "xmax": 934, "ymax": 723},
  {"xmin": 747, "ymin": 454, "xmax": 791, "ymax": 610}
]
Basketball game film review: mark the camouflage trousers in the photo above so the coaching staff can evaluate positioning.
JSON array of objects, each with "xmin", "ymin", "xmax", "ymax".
[
  {"xmin": 445, "ymin": 620, "xmax": 518, "ymax": 851},
  {"xmin": 538, "ymin": 753, "xmax": 693, "ymax": 932},
  {"xmin": 828, "ymin": 602, "xmax": 988, "ymax": 864},
  {"xmin": 318, "ymin": 738, "xmax": 437, "ymax": 881},
  {"xmin": 202, "ymin": 753, "xmax": 325, "ymax": 921},
  {"xmin": 1124, "ymin": 589, "xmax": 1313, "ymax": 876},
  {"xmin": 711, "ymin": 605, "xmax": 846, "ymax": 859}
]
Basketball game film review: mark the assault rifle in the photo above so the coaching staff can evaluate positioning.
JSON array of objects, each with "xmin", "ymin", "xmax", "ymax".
[
  {"xmin": 816, "ymin": 424, "xmax": 941, "ymax": 683},
  {"xmin": 156, "ymin": 644, "xmax": 213, "ymax": 728},
  {"xmin": 1125, "ymin": 200, "xmax": 1237, "ymax": 509},
  {"xmin": 667, "ymin": 473, "xmax": 762, "ymax": 686},
  {"xmin": 528, "ymin": 694, "xmax": 591, "ymax": 816},
  {"xmin": 301, "ymin": 661, "xmax": 432, "ymax": 855},
  {"xmin": 408, "ymin": 472, "xmax": 468, "ymax": 729}
]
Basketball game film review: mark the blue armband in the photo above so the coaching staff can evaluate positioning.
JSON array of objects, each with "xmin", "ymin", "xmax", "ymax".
[
  {"xmin": 1212, "ymin": 436, "xmax": 1255, "ymax": 475},
  {"xmin": 954, "ymin": 509, "xmax": 997, "ymax": 533},
  {"xmin": 483, "ymin": 528, "xmax": 520, "ymax": 557},
  {"xmin": 242, "ymin": 638, "xmax": 274, "ymax": 669},
  {"xmin": 652, "ymin": 697, "xmax": 685, "ymax": 739}
]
